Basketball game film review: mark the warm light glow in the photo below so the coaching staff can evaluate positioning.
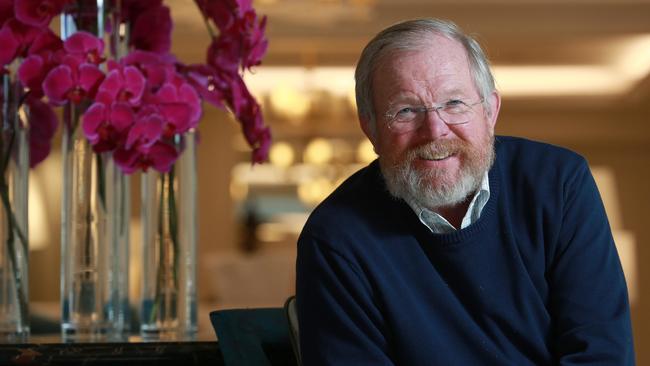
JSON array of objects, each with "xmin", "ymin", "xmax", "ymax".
[
  {"xmin": 269, "ymin": 85, "xmax": 311, "ymax": 121},
  {"xmin": 356, "ymin": 139, "xmax": 376, "ymax": 164},
  {"xmin": 28, "ymin": 178, "xmax": 49, "ymax": 250},
  {"xmin": 245, "ymin": 67, "xmax": 354, "ymax": 97},
  {"xmin": 347, "ymin": 88, "xmax": 357, "ymax": 111},
  {"xmin": 297, "ymin": 177, "xmax": 334, "ymax": 205},
  {"xmin": 229, "ymin": 179, "xmax": 249, "ymax": 201},
  {"xmin": 616, "ymin": 34, "xmax": 650, "ymax": 81},
  {"xmin": 244, "ymin": 35, "xmax": 650, "ymax": 98},
  {"xmin": 612, "ymin": 230, "xmax": 637, "ymax": 304},
  {"xmin": 590, "ymin": 165, "xmax": 637, "ymax": 305},
  {"xmin": 269, "ymin": 142, "xmax": 295, "ymax": 168},
  {"xmin": 304, "ymin": 138, "xmax": 334, "ymax": 165},
  {"xmin": 492, "ymin": 65, "xmax": 628, "ymax": 97}
]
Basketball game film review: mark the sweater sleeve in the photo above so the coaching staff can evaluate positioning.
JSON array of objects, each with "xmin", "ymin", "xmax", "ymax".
[
  {"xmin": 296, "ymin": 232, "xmax": 395, "ymax": 366},
  {"xmin": 549, "ymin": 159, "xmax": 635, "ymax": 365}
]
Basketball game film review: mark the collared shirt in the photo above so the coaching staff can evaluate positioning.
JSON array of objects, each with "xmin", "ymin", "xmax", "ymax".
[{"xmin": 407, "ymin": 172, "xmax": 490, "ymax": 234}]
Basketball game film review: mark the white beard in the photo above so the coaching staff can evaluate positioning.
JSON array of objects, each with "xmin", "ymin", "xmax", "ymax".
[{"xmin": 380, "ymin": 135, "xmax": 494, "ymax": 210}]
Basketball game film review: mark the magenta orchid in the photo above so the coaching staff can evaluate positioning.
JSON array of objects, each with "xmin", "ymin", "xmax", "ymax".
[
  {"xmin": 81, "ymin": 101, "xmax": 134, "ymax": 152},
  {"xmin": 3, "ymin": 0, "xmax": 269, "ymax": 173},
  {"xmin": 26, "ymin": 96, "xmax": 58, "ymax": 167},
  {"xmin": 14, "ymin": 0, "xmax": 69, "ymax": 28}
]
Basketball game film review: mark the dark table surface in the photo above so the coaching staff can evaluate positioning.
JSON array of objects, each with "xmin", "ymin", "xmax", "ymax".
[{"xmin": 0, "ymin": 335, "xmax": 224, "ymax": 366}]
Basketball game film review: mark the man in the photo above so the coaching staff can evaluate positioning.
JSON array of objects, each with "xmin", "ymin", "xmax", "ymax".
[{"xmin": 295, "ymin": 18, "xmax": 635, "ymax": 365}]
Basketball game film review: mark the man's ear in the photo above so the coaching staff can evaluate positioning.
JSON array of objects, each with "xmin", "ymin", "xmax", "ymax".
[
  {"xmin": 485, "ymin": 90, "xmax": 501, "ymax": 131},
  {"xmin": 359, "ymin": 117, "xmax": 378, "ymax": 152}
]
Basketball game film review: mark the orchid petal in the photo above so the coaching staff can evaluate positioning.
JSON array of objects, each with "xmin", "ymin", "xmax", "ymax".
[
  {"xmin": 17, "ymin": 54, "xmax": 43, "ymax": 89},
  {"xmin": 109, "ymin": 102, "xmax": 134, "ymax": 131},
  {"xmin": 160, "ymin": 103, "xmax": 191, "ymax": 134},
  {"xmin": 179, "ymin": 82, "xmax": 202, "ymax": 123},
  {"xmin": 43, "ymin": 64, "xmax": 73, "ymax": 105},
  {"xmin": 82, "ymin": 102, "xmax": 107, "ymax": 142},
  {"xmin": 0, "ymin": 23, "xmax": 19, "ymax": 65},
  {"xmin": 97, "ymin": 69, "xmax": 122, "ymax": 101},
  {"xmin": 148, "ymin": 142, "xmax": 178, "ymax": 172},
  {"xmin": 28, "ymin": 28, "xmax": 62, "ymax": 55},
  {"xmin": 123, "ymin": 65, "xmax": 146, "ymax": 103},
  {"xmin": 27, "ymin": 96, "xmax": 59, "ymax": 167},
  {"xmin": 15, "ymin": 0, "xmax": 66, "ymax": 27},
  {"xmin": 130, "ymin": 5, "xmax": 171, "ymax": 53},
  {"xmin": 78, "ymin": 63, "xmax": 105, "ymax": 96},
  {"xmin": 113, "ymin": 147, "xmax": 140, "ymax": 174},
  {"xmin": 63, "ymin": 31, "xmax": 104, "ymax": 59},
  {"xmin": 0, "ymin": 0, "xmax": 12, "ymax": 26}
]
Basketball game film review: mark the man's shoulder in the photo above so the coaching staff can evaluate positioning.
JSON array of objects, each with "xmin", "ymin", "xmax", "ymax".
[
  {"xmin": 495, "ymin": 135, "xmax": 587, "ymax": 170},
  {"xmin": 300, "ymin": 160, "xmax": 396, "ymax": 240},
  {"xmin": 492, "ymin": 136, "xmax": 592, "ymax": 202}
]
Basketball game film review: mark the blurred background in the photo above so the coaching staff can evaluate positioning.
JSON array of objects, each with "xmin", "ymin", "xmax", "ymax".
[{"xmin": 27, "ymin": 0, "xmax": 649, "ymax": 362}]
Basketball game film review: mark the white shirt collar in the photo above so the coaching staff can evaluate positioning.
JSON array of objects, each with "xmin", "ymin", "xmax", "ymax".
[{"xmin": 407, "ymin": 172, "xmax": 490, "ymax": 234}]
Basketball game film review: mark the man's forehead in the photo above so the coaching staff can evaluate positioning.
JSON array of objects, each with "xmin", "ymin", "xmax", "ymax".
[
  {"xmin": 372, "ymin": 38, "xmax": 473, "ymax": 98},
  {"xmin": 379, "ymin": 36, "xmax": 469, "ymax": 71}
]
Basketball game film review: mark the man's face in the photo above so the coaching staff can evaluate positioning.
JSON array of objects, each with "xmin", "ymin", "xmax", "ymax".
[{"xmin": 363, "ymin": 35, "xmax": 500, "ymax": 209}]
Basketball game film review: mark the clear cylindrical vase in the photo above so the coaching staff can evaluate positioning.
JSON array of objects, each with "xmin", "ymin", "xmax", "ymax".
[
  {"xmin": 0, "ymin": 61, "xmax": 30, "ymax": 340},
  {"xmin": 60, "ymin": 103, "xmax": 130, "ymax": 341},
  {"xmin": 60, "ymin": 1, "xmax": 130, "ymax": 341},
  {"xmin": 140, "ymin": 131, "xmax": 197, "ymax": 340}
]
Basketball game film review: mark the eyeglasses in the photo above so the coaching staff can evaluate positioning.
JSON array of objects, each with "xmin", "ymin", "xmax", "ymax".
[{"xmin": 384, "ymin": 98, "xmax": 485, "ymax": 133}]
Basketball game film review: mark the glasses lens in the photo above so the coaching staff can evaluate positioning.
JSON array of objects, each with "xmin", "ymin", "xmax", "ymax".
[{"xmin": 440, "ymin": 104, "xmax": 473, "ymax": 124}]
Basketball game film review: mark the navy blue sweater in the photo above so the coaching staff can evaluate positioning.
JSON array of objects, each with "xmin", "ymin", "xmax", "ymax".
[{"xmin": 296, "ymin": 136, "xmax": 634, "ymax": 365}]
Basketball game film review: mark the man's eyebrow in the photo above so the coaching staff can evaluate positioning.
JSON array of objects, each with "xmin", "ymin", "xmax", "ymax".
[
  {"xmin": 386, "ymin": 93, "xmax": 420, "ymax": 106},
  {"xmin": 434, "ymin": 87, "xmax": 467, "ymax": 99}
]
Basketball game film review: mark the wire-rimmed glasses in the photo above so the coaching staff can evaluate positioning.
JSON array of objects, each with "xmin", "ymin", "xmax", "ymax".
[{"xmin": 384, "ymin": 98, "xmax": 485, "ymax": 133}]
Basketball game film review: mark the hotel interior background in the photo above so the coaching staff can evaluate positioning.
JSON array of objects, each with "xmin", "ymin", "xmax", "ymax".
[{"xmin": 27, "ymin": 0, "xmax": 649, "ymax": 363}]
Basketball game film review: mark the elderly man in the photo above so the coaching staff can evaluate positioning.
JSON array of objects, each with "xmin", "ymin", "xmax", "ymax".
[{"xmin": 295, "ymin": 18, "xmax": 635, "ymax": 365}]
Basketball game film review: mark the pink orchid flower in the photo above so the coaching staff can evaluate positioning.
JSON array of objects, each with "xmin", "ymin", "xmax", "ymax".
[
  {"xmin": 181, "ymin": 63, "xmax": 232, "ymax": 109},
  {"xmin": 63, "ymin": 30, "xmax": 104, "ymax": 64},
  {"xmin": 0, "ymin": 21, "xmax": 20, "ymax": 65},
  {"xmin": 194, "ymin": 0, "xmax": 253, "ymax": 30},
  {"xmin": 94, "ymin": 64, "xmax": 146, "ymax": 106},
  {"xmin": 229, "ymin": 74, "xmax": 270, "ymax": 162},
  {"xmin": 121, "ymin": 50, "xmax": 176, "ymax": 90},
  {"xmin": 206, "ymin": 34, "xmax": 239, "ymax": 73},
  {"xmin": 82, "ymin": 101, "xmax": 134, "ymax": 152},
  {"xmin": 199, "ymin": 0, "xmax": 267, "ymax": 72},
  {"xmin": 120, "ymin": 0, "xmax": 162, "ymax": 23},
  {"xmin": 130, "ymin": 4, "xmax": 171, "ymax": 54},
  {"xmin": 42, "ymin": 55, "xmax": 104, "ymax": 105},
  {"xmin": 124, "ymin": 108, "xmax": 164, "ymax": 150},
  {"xmin": 237, "ymin": 10, "xmax": 267, "ymax": 70},
  {"xmin": 14, "ymin": 0, "xmax": 70, "ymax": 28},
  {"xmin": 26, "ymin": 96, "xmax": 58, "ymax": 167},
  {"xmin": 114, "ymin": 140, "xmax": 178, "ymax": 174},
  {"xmin": 17, "ymin": 29, "xmax": 63, "ymax": 97},
  {"xmin": 148, "ymin": 74, "xmax": 202, "ymax": 133},
  {"xmin": 0, "ymin": 19, "xmax": 42, "ymax": 66},
  {"xmin": 0, "ymin": 0, "xmax": 13, "ymax": 26}
]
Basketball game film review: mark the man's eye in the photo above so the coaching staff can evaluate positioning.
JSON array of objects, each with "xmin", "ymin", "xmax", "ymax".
[
  {"xmin": 396, "ymin": 107, "xmax": 416, "ymax": 116},
  {"xmin": 445, "ymin": 99, "xmax": 464, "ymax": 106}
]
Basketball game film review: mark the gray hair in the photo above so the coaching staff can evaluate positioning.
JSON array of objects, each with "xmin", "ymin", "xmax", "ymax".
[{"xmin": 354, "ymin": 18, "xmax": 496, "ymax": 134}]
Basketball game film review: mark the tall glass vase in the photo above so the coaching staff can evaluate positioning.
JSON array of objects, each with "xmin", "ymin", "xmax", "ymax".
[
  {"xmin": 59, "ymin": 1, "xmax": 130, "ymax": 341},
  {"xmin": 140, "ymin": 131, "xmax": 197, "ymax": 340},
  {"xmin": 0, "ymin": 60, "xmax": 29, "ymax": 340}
]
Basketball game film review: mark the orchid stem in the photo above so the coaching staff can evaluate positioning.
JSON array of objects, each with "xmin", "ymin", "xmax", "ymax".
[
  {"xmin": 149, "ymin": 165, "xmax": 179, "ymax": 326},
  {"xmin": 0, "ymin": 81, "xmax": 29, "ymax": 332}
]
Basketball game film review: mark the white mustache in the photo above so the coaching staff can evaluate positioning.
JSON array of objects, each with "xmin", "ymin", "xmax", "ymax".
[{"xmin": 407, "ymin": 141, "xmax": 464, "ymax": 162}]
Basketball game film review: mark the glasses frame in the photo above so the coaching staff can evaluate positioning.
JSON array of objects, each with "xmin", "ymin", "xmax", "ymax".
[{"xmin": 385, "ymin": 98, "xmax": 485, "ymax": 133}]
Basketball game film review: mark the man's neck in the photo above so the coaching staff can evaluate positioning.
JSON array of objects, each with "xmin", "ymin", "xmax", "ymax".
[{"xmin": 432, "ymin": 197, "xmax": 472, "ymax": 230}]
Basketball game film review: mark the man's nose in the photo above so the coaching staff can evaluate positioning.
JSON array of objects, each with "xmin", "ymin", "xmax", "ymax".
[{"xmin": 418, "ymin": 108, "xmax": 451, "ymax": 139}]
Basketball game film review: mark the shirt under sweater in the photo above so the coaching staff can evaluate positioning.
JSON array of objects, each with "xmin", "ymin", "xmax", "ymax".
[{"xmin": 296, "ymin": 136, "xmax": 634, "ymax": 365}]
